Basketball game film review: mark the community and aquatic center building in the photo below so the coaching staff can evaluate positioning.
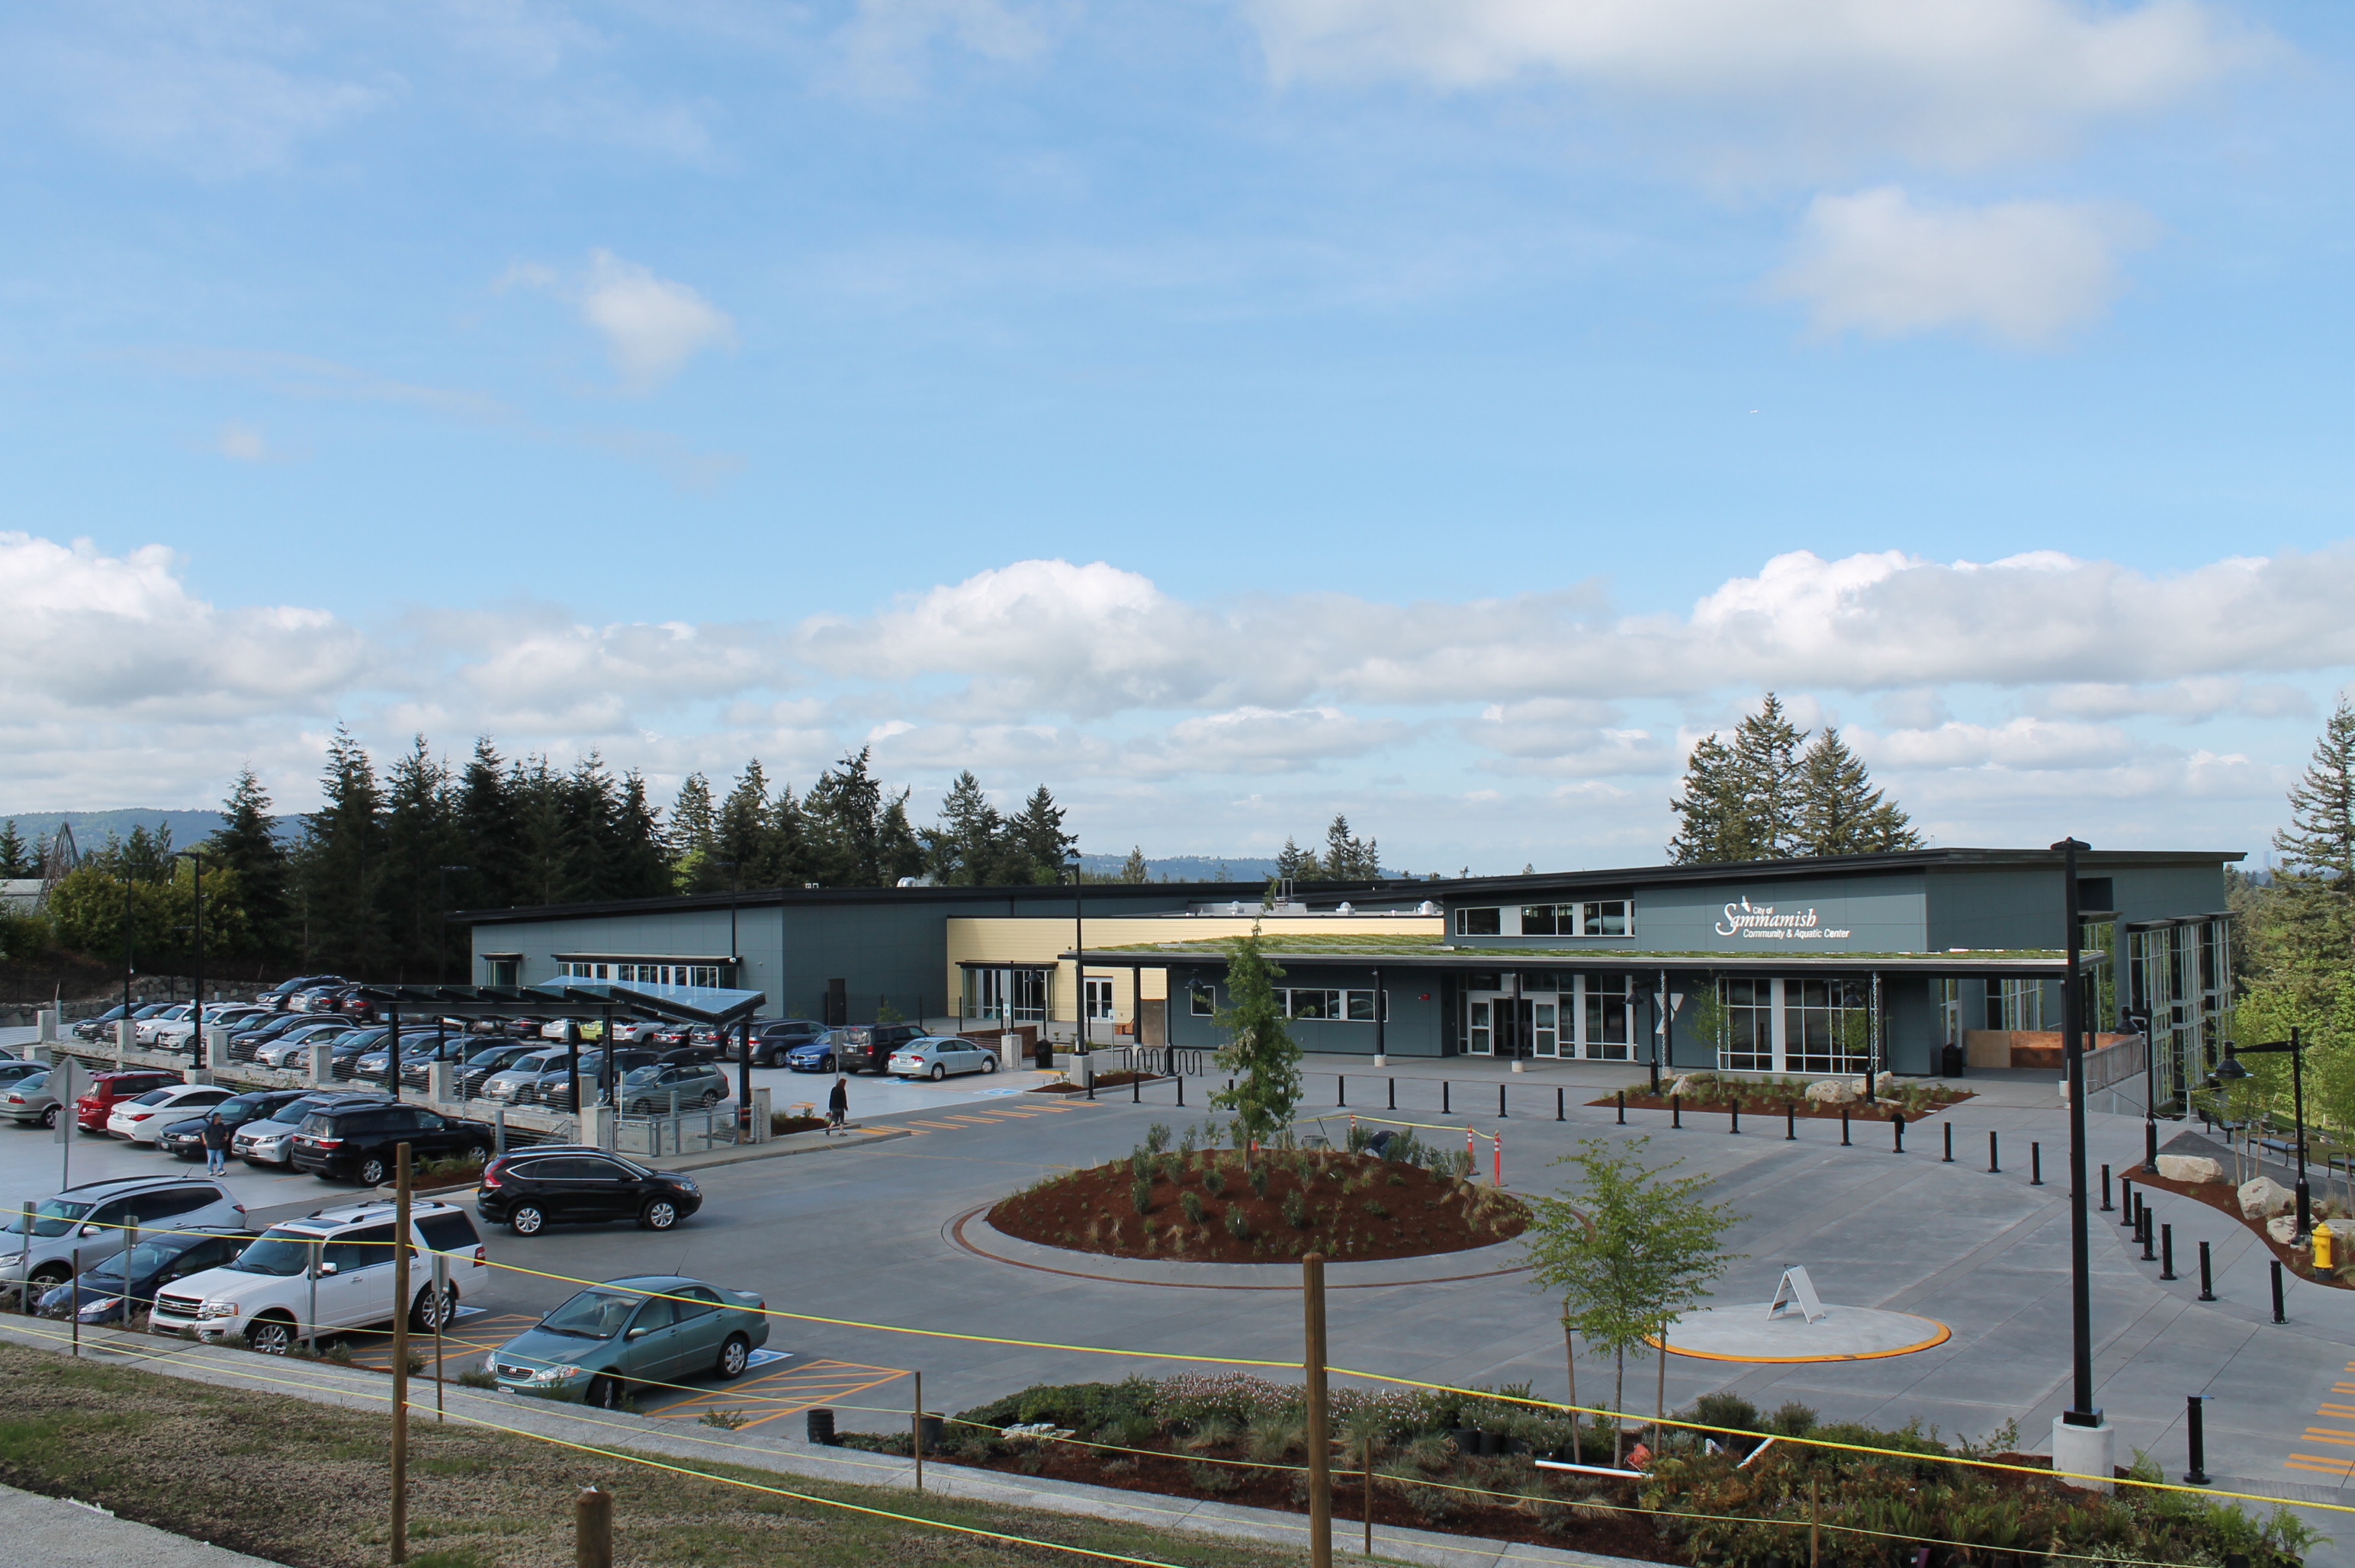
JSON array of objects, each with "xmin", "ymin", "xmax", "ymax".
[{"xmin": 461, "ymin": 845, "xmax": 2238, "ymax": 1105}]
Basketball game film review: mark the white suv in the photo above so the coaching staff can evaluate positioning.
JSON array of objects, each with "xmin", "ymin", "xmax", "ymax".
[{"xmin": 149, "ymin": 1199, "xmax": 487, "ymax": 1354}]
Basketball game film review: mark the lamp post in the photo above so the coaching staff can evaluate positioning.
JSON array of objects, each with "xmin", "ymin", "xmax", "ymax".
[
  {"xmin": 435, "ymin": 866, "xmax": 470, "ymax": 985},
  {"xmin": 1068, "ymin": 857, "xmax": 1087, "ymax": 1053},
  {"xmin": 711, "ymin": 861, "xmax": 749, "ymax": 1115},
  {"xmin": 120, "ymin": 872, "xmax": 135, "ymax": 1023},
  {"xmin": 174, "ymin": 849, "xmax": 207, "ymax": 1072},
  {"xmin": 2212, "ymin": 1030, "xmax": 2308, "ymax": 1238},
  {"xmin": 2051, "ymin": 837, "xmax": 2107, "ymax": 1482}
]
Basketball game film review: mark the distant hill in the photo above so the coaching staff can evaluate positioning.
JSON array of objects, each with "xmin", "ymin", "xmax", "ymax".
[
  {"xmin": 1075, "ymin": 853, "xmax": 1418, "ymax": 882},
  {"xmin": 0, "ymin": 809, "xmax": 300, "ymax": 851}
]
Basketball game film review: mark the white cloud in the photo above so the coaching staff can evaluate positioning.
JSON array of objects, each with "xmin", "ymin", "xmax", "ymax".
[
  {"xmin": 831, "ymin": 0, "xmax": 1060, "ymax": 96},
  {"xmin": 577, "ymin": 250, "xmax": 737, "ymax": 389},
  {"xmin": 1248, "ymin": 0, "xmax": 2260, "ymax": 171},
  {"xmin": 1771, "ymin": 187, "xmax": 2148, "ymax": 346},
  {"xmin": 214, "ymin": 423, "xmax": 273, "ymax": 462}
]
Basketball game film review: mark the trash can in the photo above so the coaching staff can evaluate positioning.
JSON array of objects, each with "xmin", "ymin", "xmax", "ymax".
[
  {"xmin": 807, "ymin": 1408, "xmax": 837, "ymax": 1445},
  {"xmin": 1940, "ymin": 1043, "xmax": 1965, "ymax": 1078}
]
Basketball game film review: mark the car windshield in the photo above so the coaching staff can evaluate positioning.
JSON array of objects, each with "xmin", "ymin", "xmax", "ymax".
[
  {"xmin": 129, "ymin": 1089, "xmax": 172, "ymax": 1106},
  {"xmin": 2, "ymin": 1198, "xmax": 92, "ymax": 1238},
  {"xmin": 211, "ymin": 1096, "xmax": 269, "ymax": 1118},
  {"xmin": 465, "ymin": 1047, "xmax": 512, "ymax": 1066},
  {"xmin": 227, "ymin": 1228, "xmax": 320, "ymax": 1277},
  {"xmin": 114, "ymin": 1237, "xmax": 227, "ymax": 1278},
  {"xmin": 11, "ymin": 1070, "xmax": 50, "ymax": 1092},
  {"xmin": 538, "ymin": 1288, "xmax": 648, "ymax": 1339},
  {"xmin": 261, "ymin": 1098, "xmax": 329, "ymax": 1125},
  {"xmin": 621, "ymin": 1065, "xmax": 667, "ymax": 1081}
]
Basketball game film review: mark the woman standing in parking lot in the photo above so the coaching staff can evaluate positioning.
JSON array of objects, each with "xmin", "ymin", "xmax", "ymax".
[
  {"xmin": 826, "ymin": 1074, "xmax": 848, "ymax": 1135},
  {"xmin": 199, "ymin": 1112, "xmax": 231, "ymax": 1176}
]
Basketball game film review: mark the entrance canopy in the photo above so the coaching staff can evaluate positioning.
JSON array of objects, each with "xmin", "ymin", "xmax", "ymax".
[{"xmin": 354, "ymin": 981, "xmax": 767, "ymax": 1027}]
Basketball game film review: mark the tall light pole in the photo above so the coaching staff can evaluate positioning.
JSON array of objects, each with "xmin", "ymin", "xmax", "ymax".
[
  {"xmin": 1068, "ymin": 856, "xmax": 1087, "ymax": 1053},
  {"xmin": 435, "ymin": 865, "xmax": 470, "ymax": 985},
  {"xmin": 175, "ymin": 849, "xmax": 207, "ymax": 1072},
  {"xmin": 711, "ymin": 860, "xmax": 750, "ymax": 1113},
  {"xmin": 2213, "ymin": 1030, "xmax": 2309, "ymax": 1238},
  {"xmin": 2051, "ymin": 837, "xmax": 2107, "ymax": 1483}
]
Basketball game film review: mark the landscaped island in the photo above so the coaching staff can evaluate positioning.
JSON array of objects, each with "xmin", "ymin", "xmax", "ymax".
[{"xmin": 988, "ymin": 1123, "xmax": 1530, "ymax": 1264}]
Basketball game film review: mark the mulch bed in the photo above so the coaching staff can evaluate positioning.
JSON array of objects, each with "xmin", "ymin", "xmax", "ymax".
[
  {"xmin": 2124, "ymin": 1166, "xmax": 2353, "ymax": 1289},
  {"xmin": 1592, "ymin": 1091, "xmax": 1971, "ymax": 1124},
  {"xmin": 988, "ymin": 1149, "xmax": 1528, "ymax": 1264}
]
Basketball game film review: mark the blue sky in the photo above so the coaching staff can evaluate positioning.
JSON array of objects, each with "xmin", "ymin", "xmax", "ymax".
[{"xmin": 5, "ymin": 0, "xmax": 2353, "ymax": 873}]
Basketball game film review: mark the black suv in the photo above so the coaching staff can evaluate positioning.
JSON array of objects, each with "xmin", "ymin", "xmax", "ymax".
[
  {"xmin": 289, "ymin": 1104, "xmax": 494, "ymax": 1185},
  {"xmin": 735, "ymin": 1019, "xmax": 832, "ymax": 1067},
  {"xmin": 474, "ymin": 1145, "xmax": 702, "ymax": 1235},
  {"xmin": 831, "ymin": 1022, "xmax": 924, "ymax": 1074}
]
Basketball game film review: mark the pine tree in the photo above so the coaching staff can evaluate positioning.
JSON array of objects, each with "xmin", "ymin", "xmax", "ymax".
[
  {"xmin": 1120, "ymin": 846, "xmax": 1149, "ymax": 883},
  {"xmin": 612, "ymin": 771, "xmax": 673, "ymax": 898},
  {"xmin": 296, "ymin": 725, "xmax": 387, "ymax": 968},
  {"xmin": 1274, "ymin": 837, "xmax": 1320, "ymax": 880},
  {"xmin": 1667, "ymin": 734, "xmax": 1747, "ymax": 863},
  {"xmin": 1729, "ymin": 694, "xmax": 1806, "ymax": 856},
  {"xmin": 1796, "ymin": 728, "xmax": 1920, "ymax": 856},
  {"xmin": 509, "ymin": 756, "xmax": 577, "ymax": 908},
  {"xmin": 458, "ymin": 738, "xmax": 522, "ymax": 912},
  {"xmin": 1321, "ymin": 814, "xmax": 1380, "ymax": 879},
  {"xmin": 760, "ymin": 782, "xmax": 815, "ymax": 888},
  {"xmin": 805, "ymin": 748, "xmax": 887, "ymax": 886},
  {"xmin": 206, "ymin": 769, "xmax": 291, "ymax": 958},
  {"xmin": 379, "ymin": 736, "xmax": 462, "ymax": 976},
  {"xmin": 708, "ymin": 761, "xmax": 774, "ymax": 894},
  {"xmin": 2276, "ymin": 697, "xmax": 2355, "ymax": 887},
  {"xmin": 924, "ymin": 772, "xmax": 1004, "ymax": 885},
  {"xmin": 0, "ymin": 821, "xmax": 27, "ymax": 879},
  {"xmin": 1004, "ymin": 786, "xmax": 1076, "ymax": 885},
  {"xmin": 1208, "ymin": 928, "xmax": 1302, "ymax": 1152},
  {"xmin": 668, "ymin": 773, "xmax": 716, "ymax": 885}
]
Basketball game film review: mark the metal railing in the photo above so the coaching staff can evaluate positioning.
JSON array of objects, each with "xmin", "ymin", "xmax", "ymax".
[
  {"xmin": 613, "ymin": 1103, "xmax": 735, "ymax": 1158},
  {"xmin": 1101, "ymin": 1045, "xmax": 1208, "ymax": 1078},
  {"xmin": 2084, "ymin": 1033, "xmax": 2148, "ymax": 1095}
]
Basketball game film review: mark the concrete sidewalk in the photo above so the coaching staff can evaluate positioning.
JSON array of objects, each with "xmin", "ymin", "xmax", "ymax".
[{"xmin": 0, "ymin": 1480, "xmax": 281, "ymax": 1567}]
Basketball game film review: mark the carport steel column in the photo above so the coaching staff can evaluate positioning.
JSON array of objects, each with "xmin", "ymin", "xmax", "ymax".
[{"xmin": 2057, "ymin": 837, "xmax": 2100, "ymax": 1430}]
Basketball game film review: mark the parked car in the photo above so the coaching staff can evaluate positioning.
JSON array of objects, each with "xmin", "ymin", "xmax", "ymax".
[
  {"xmin": 1, "ymin": 1069, "xmax": 65, "ymax": 1128},
  {"xmin": 74, "ymin": 1069, "xmax": 183, "ymax": 1133},
  {"xmin": 534, "ymin": 1049, "xmax": 663, "ymax": 1111},
  {"xmin": 230, "ymin": 1091, "xmax": 389, "ymax": 1168},
  {"xmin": 479, "ymin": 1048, "xmax": 569, "ymax": 1106},
  {"xmin": 452, "ymin": 1042, "xmax": 544, "ymax": 1098},
  {"xmin": 736, "ymin": 1019, "xmax": 831, "ymax": 1068},
  {"xmin": 476, "ymin": 1147, "xmax": 702, "ymax": 1235},
  {"xmin": 783, "ymin": 1037, "xmax": 838, "ymax": 1073},
  {"xmin": 149, "ymin": 1198, "xmax": 485, "ymax": 1353},
  {"xmin": 616, "ymin": 1062, "xmax": 731, "ymax": 1116},
  {"xmin": 0, "ymin": 1175, "xmax": 246, "ymax": 1298},
  {"xmin": 260, "ymin": 974, "xmax": 347, "ymax": 1011},
  {"xmin": 289, "ymin": 1102, "xmax": 494, "ymax": 1185},
  {"xmin": 538, "ymin": 1017, "xmax": 606, "ymax": 1043},
  {"xmin": 349, "ymin": 1029, "xmax": 468, "ymax": 1082},
  {"xmin": 133, "ymin": 1004, "xmax": 194, "ymax": 1046},
  {"xmin": 227, "ymin": 1012, "xmax": 318, "ymax": 1060},
  {"xmin": 830, "ymin": 1022, "xmax": 925, "ymax": 1075},
  {"xmin": 606, "ymin": 1019, "xmax": 668, "ymax": 1044},
  {"xmin": 156, "ymin": 1089, "xmax": 318, "ymax": 1161},
  {"xmin": 72, "ymin": 1004, "xmax": 130, "ymax": 1043},
  {"xmin": 37, "ymin": 1227, "xmax": 252, "ymax": 1325},
  {"xmin": 0, "ymin": 1062, "xmax": 47, "ymax": 1094},
  {"xmin": 887, "ymin": 1036, "xmax": 1001, "ymax": 1081},
  {"xmin": 153, "ymin": 1004, "xmax": 268, "ymax": 1052},
  {"xmin": 106, "ymin": 1082, "xmax": 239, "ymax": 1142},
  {"xmin": 253, "ymin": 1022, "xmax": 355, "ymax": 1069},
  {"xmin": 487, "ymin": 1273, "xmax": 765, "ymax": 1407}
]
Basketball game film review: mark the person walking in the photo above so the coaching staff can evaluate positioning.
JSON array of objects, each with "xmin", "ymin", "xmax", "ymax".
[
  {"xmin": 200, "ymin": 1111, "xmax": 232, "ymax": 1176},
  {"xmin": 826, "ymin": 1073, "xmax": 849, "ymax": 1136}
]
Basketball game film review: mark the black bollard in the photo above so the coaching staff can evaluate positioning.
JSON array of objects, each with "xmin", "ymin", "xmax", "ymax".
[
  {"xmin": 1988, "ymin": 1130, "xmax": 2000, "ymax": 1174},
  {"xmin": 2141, "ymin": 1208, "xmax": 2157, "ymax": 1263},
  {"xmin": 1133, "ymin": 1076, "xmax": 1140, "ymax": 1104},
  {"xmin": 1785, "ymin": 1103, "xmax": 1796, "ymax": 1141},
  {"xmin": 1615, "ymin": 1090, "xmax": 1625, "ymax": 1126},
  {"xmin": 1557, "ymin": 1087, "xmax": 1564, "ymax": 1122},
  {"xmin": 2161, "ymin": 1223, "xmax": 2177, "ymax": 1280},
  {"xmin": 2121, "ymin": 1177, "xmax": 2136, "ymax": 1226},
  {"xmin": 1892, "ymin": 1113, "xmax": 1905, "ymax": 1154},
  {"xmin": 1338, "ymin": 1075, "xmax": 1346, "ymax": 1108},
  {"xmin": 1087, "ymin": 1077, "xmax": 1094, "ymax": 1101},
  {"xmin": 1387, "ymin": 1078, "xmax": 1395, "ymax": 1110},
  {"xmin": 1942, "ymin": 1121, "xmax": 1952, "ymax": 1163},
  {"xmin": 2145, "ymin": 1118, "xmax": 2159, "ymax": 1174},
  {"xmin": 2273, "ymin": 1259, "xmax": 2287, "ymax": 1323},
  {"xmin": 1672, "ymin": 1094, "xmax": 1682, "ymax": 1129},
  {"xmin": 2199, "ymin": 1240, "xmax": 2215, "ymax": 1302},
  {"xmin": 2100, "ymin": 1163, "xmax": 2113, "ymax": 1212},
  {"xmin": 2031, "ymin": 1142, "xmax": 2043, "ymax": 1187},
  {"xmin": 1730, "ymin": 1098, "xmax": 1740, "ymax": 1136},
  {"xmin": 1840, "ymin": 1109, "xmax": 1851, "ymax": 1147},
  {"xmin": 1443, "ymin": 1081, "xmax": 1450, "ymax": 1116},
  {"xmin": 1499, "ymin": 1084, "xmax": 1507, "ymax": 1118},
  {"xmin": 1177, "ymin": 1077, "xmax": 1184, "ymax": 1107},
  {"xmin": 2185, "ymin": 1395, "xmax": 2209, "ymax": 1486}
]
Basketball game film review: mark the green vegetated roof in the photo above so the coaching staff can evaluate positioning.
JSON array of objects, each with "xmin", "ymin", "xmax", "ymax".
[{"xmin": 1082, "ymin": 932, "xmax": 2089, "ymax": 966}]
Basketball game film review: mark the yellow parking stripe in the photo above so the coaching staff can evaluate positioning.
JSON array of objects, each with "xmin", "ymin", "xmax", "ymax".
[
  {"xmin": 2300, "ymin": 1430, "xmax": 2355, "ymax": 1447},
  {"xmin": 2320, "ymin": 1404, "xmax": 2355, "ymax": 1419},
  {"xmin": 2287, "ymin": 1455, "xmax": 2355, "ymax": 1476}
]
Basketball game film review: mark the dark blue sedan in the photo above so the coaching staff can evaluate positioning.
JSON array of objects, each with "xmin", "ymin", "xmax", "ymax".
[{"xmin": 39, "ymin": 1228, "xmax": 252, "ymax": 1325}]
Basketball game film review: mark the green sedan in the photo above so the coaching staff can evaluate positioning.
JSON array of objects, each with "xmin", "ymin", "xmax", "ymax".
[{"xmin": 487, "ymin": 1274, "xmax": 769, "ymax": 1408}]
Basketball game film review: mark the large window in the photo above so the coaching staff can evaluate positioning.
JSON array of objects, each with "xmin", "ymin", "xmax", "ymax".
[
  {"xmin": 1454, "ymin": 907, "xmax": 1502, "ymax": 937},
  {"xmin": 1582, "ymin": 901, "xmax": 1631, "ymax": 937},
  {"xmin": 1987, "ymin": 979, "xmax": 2045, "ymax": 1032},
  {"xmin": 1721, "ymin": 978, "xmax": 1774, "ymax": 1072},
  {"xmin": 1520, "ymin": 906, "xmax": 1568, "ymax": 936},
  {"xmin": 1280, "ymin": 989, "xmax": 1384, "ymax": 1021},
  {"xmin": 963, "ymin": 967, "xmax": 1049, "ymax": 1024},
  {"xmin": 1584, "ymin": 973, "xmax": 1633, "ymax": 1059},
  {"xmin": 1785, "ymin": 979, "xmax": 1870, "ymax": 1075},
  {"xmin": 556, "ymin": 960, "xmax": 724, "ymax": 988},
  {"xmin": 1190, "ymin": 983, "xmax": 1215, "ymax": 1017}
]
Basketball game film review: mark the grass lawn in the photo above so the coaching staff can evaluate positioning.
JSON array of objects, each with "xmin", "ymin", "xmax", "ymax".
[{"xmin": 0, "ymin": 1342, "xmax": 1313, "ymax": 1567}]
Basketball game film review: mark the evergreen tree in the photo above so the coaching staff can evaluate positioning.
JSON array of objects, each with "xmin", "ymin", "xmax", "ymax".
[
  {"xmin": 0, "ymin": 821, "xmax": 28, "ymax": 879},
  {"xmin": 612, "ymin": 770, "xmax": 674, "ymax": 898},
  {"xmin": 876, "ymin": 795, "xmax": 925, "ymax": 885},
  {"xmin": 295, "ymin": 725, "xmax": 387, "ymax": 969},
  {"xmin": 1274, "ymin": 837, "xmax": 1321, "ymax": 880},
  {"xmin": 205, "ymin": 769, "xmax": 292, "ymax": 958},
  {"xmin": 380, "ymin": 736, "xmax": 463, "ymax": 976},
  {"xmin": 1729, "ymin": 694, "xmax": 1806, "ymax": 856},
  {"xmin": 1322, "ymin": 814, "xmax": 1380, "ymax": 879},
  {"xmin": 1004, "ymin": 785, "xmax": 1076, "ymax": 884},
  {"xmin": 1795, "ymin": 728, "xmax": 1920, "ymax": 856},
  {"xmin": 709, "ymin": 761, "xmax": 774, "ymax": 893},
  {"xmin": 668, "ymin": 773, "xmax": 716, "ymax": 887},
  {"xmin": 805, "ymin": 748, "xmax": 887, "ymax": 886},
  {"xmin": 924, "ymin": 772, "xmax": 1005, "ymax": 884},
  {"xmin": 1208, "ymin": 927, "xmax": 1302, "ymax": 1152},
  {"xmin": 2276, "ymin": 697, "xmax": 2355, "ymax": 888},
  {"xmin": 760, "ymin": 782, "xmax": 816, "ymax": 888},
  {"xmin": 457, "ymin": 738, "xmax": 523, "ymax": 912},
  {"xmin": 1120, "ymin": 846, "xmax": 1149, "ymax": 883},
  {"xmin": 561, "ymin": 753, "xmax": 622, "ymax": 901},
  {"xmin": 509, "ymin": 755, "xmax": 578, "ymax": 908}
]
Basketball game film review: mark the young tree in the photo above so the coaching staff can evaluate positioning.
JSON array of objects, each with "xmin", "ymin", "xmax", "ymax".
[
  {"xmin": 1522, "ymin": 1136, "xmax": 1743, "ymax": 1461},
  {"xmin": 1274, "ymin": 837, "xmax": 1321, "ymax": 881},
  {"xmin": 0, "ymin": 821, "xmax": 28, "ymax": 879},
  {"xmin": 1209, "ymin": 927, "xmax": 1303, "ymax": 1153},
  {"xmin": 668, "ymin": 772, "xmax": 717, "ymax": 882},
  {"xmin": 1796, "ymin": 727, "xmax": 1920, "ymax": 856},
  {"xmin": 2276, "ymin": 696, "xmax": 2355, "ymax": 888},
  {"xmin": 1120, "ymin": 846, "xmax": 1150, "ymax": 883},
  {"xmin": 205, "ymin": 768, "xmax": 292, "ymax": 959},
  {"xmin": 1322, "ymin": 814, "xmax": 1380, "ymax": 879}
]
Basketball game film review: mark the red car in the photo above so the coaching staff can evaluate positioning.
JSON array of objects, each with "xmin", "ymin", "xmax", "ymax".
[{"xmin": 75, "ymin": 1069, "xmax": 182, "ymax": 1132}]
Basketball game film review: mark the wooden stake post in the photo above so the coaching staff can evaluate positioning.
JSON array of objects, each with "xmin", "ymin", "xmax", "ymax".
[
  {"xmin": 1303, "ymin": 1253, "xmax": 1332, "ymax": 1568},
  {"xmin": 392, "ymin": 1142, "xmax": 412, "ymax": 1564}
]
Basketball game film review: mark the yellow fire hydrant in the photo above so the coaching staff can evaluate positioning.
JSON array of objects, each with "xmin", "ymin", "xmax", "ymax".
[{"xmin": 2317, "ymin": 1223, "xmax": 2336, "ymax": 1271}]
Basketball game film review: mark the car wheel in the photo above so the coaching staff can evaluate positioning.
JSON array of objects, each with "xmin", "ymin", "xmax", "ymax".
[
  {"xmin": 584, "ymin": 1376, "xmax": 623, "ymax": 1410},
  {"xmin": 715, "ymin": 1334, "xmax": 751, "ymax": 1380},
  {"xmin": 821, "ymin": 1054, "xmax": 834, "ymax": 1073},
  {"xmin": 509, "ymin": 1203, "xmax": 546, "ymax": 1236},
  {"xmin": 38, "ymin": 1106, "xmax": 57, "ymax": 1129},
  {"xmin": 701, "ymin": 1089, "xmax": 722, "ymax": 1107},
  {"xmin": 28, "ymin": 1264, "xmax": 71, "ymax": 1289},
  {"xmin": 466, "ymin": 1142, "xmax": 490, "ymax": 1163},
  {"xmin": 246, "ymin": 1316, "xmax": 297, "ymax": 1356},
  {"xmin": 640, "ymin": 1199, "xmax": 679, "ymax": 1232},
  {"xmin": 410, "ymin": 1284, "xmax": 455, "ymax": 1333},
  {"xmin": 980, "ymin": 1057, "xmax": 998, "ymax": 1074},
  {"xmin": 357, "ymin": 1155, "xmax": 390, "ymax": 1186},
  {"xmin": 628, "ymin": 1100, "xmax": 652, "ymax": 1117},
  {"xmin": 929, "ymin": 1064, "xmax": 946, "ymax": 1082}
]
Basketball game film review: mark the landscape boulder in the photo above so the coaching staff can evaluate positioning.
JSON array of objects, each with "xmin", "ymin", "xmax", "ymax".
[
  {"xmin": 2268, "ymin": 1213, "xmax": 2301, "ymax": 1246},
  {"xmin": 1806, "ymin": 1078, "xmax": 1860, "ymax": 1107},
  {"xmin": 2156, "ymin": 1155, "xmax": 2224, "ymax": 1185},
  {"xmin": 2239, "ymin": 1177, "xmax": 2296, "ymax": 1219},
  {"xmin": 1666, "ymin": 1073, "xmax": 1716, "ymax": 1100}
]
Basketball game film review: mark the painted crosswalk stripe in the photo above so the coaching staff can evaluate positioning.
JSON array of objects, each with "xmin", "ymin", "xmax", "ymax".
[
  {"xmin": 2299, "ymin": 1429, "xmax": 2355, "ymax": 1447},
  {"xmin": 2286, "ymin": 1455, "xmax": 2355, "ymax": 1476}
]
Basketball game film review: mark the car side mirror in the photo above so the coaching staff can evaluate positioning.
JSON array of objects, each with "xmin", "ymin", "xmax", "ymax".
[
  {"xmin": 626, "ymin": 1325, "xmax": 650, "ymax": 1340},
  {"xmin": 80, "ymin": 1225, "xmax": 102, "ymax": 1238},
  {"xmin": 316, "ymin": 1261, "xmax": 338, "ymax": 1276}
]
